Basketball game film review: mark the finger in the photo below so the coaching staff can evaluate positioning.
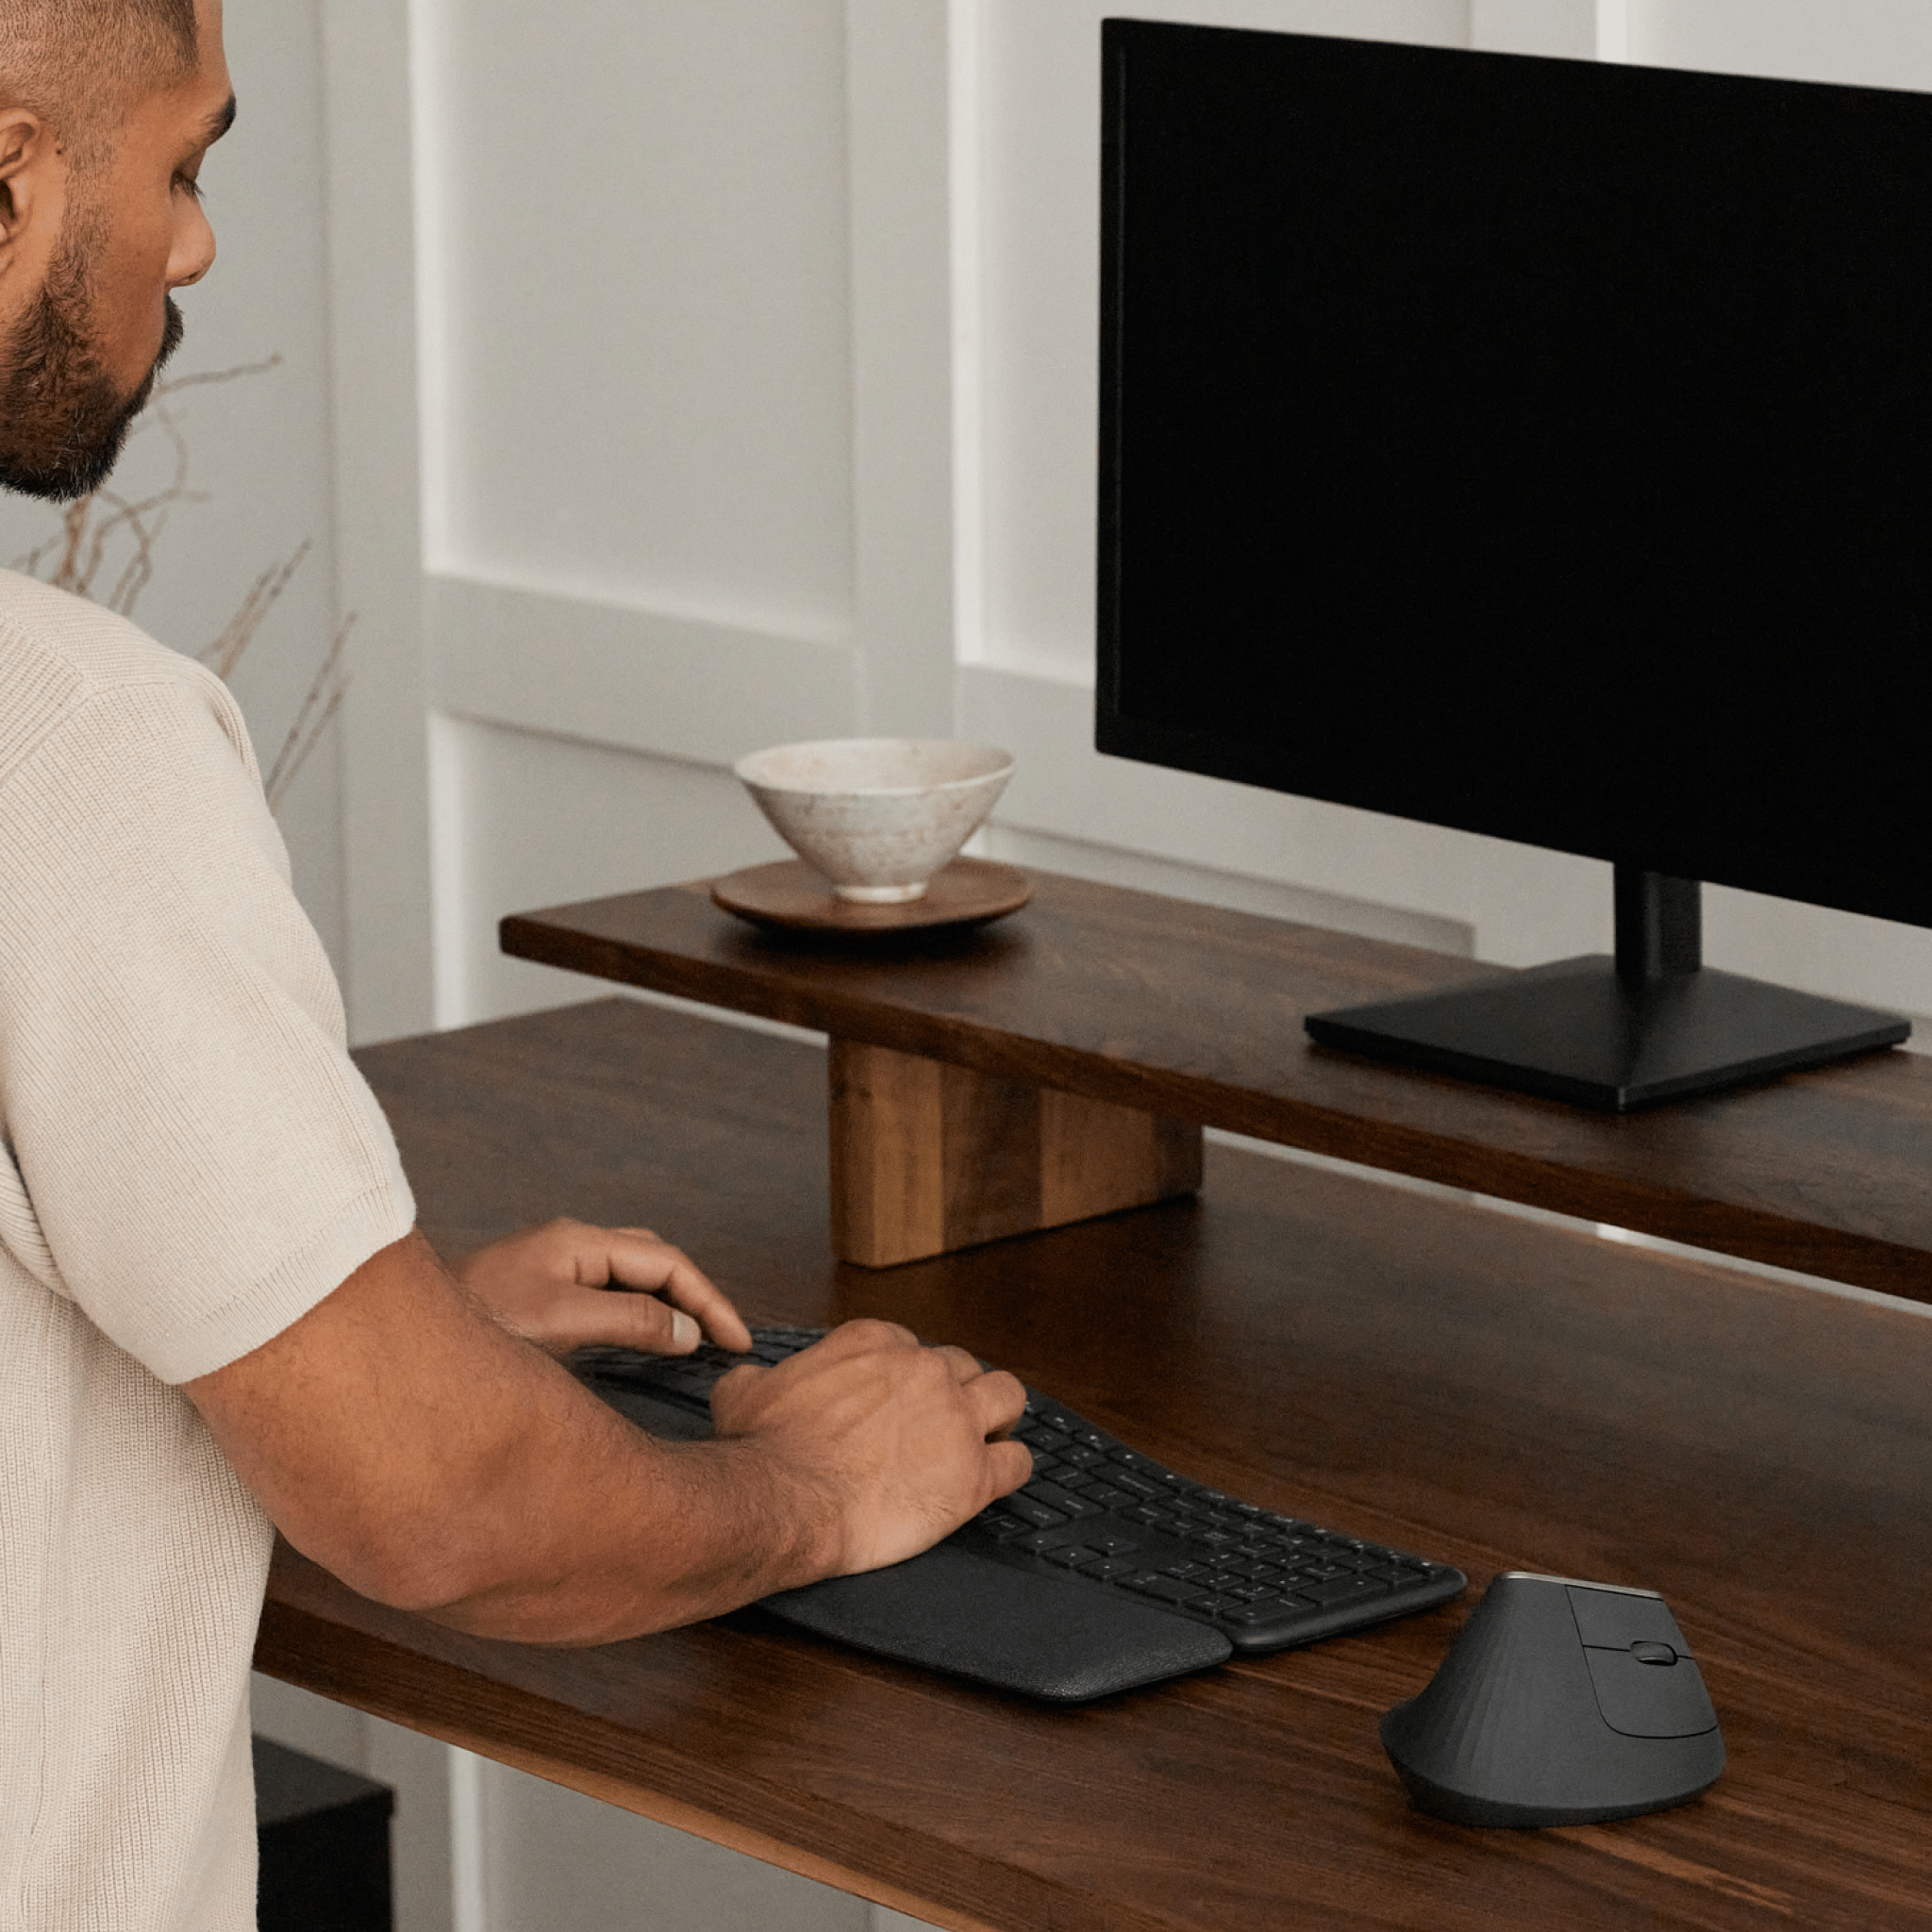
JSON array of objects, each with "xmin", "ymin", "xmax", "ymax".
[
  {"xmin": 965, "ymin": 1367, "xmax": 1028, "ymax": 1437},
  {"xmin": 547, "ymin": 1282, "xmax": 706, "ymax": 1356},
  {"xmin": 928, "ymin": 1343, "xmax": 984, "ymax": 1384},
  {"xmin": 706, "ymin": 1359, "xmax": 770, "ymax": 1432},
  {"xmin": 984, "ymin": 1438, "xmax": 1035, "ymax": 1498},
  {"xmin": 595, "ymin": 1234, "xmax": 753, "ymax": 1353}
]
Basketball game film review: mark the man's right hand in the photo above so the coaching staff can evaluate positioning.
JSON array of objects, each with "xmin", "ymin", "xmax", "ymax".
[
  {"xmin": 709, "ymin": 1321, "xmax": 1032, "ymax": 1576},
  {"xmin": 187, "ymin": 1232, "xmax": 1036, "ymax": 1646}
]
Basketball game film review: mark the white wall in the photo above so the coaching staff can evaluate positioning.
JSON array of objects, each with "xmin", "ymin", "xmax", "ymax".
[{"xmin": 0, "ymin": 1, "xmax": 347, "ymax": 972}]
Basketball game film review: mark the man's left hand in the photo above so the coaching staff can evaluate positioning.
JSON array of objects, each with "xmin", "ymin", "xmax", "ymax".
[{"xmin": 451, "ymin": 1218, "xmax": 753, "ymax": 1358}]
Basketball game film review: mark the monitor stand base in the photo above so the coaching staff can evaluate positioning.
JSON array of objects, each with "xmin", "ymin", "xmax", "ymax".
[{"xmin": 1306, "ymin": 957, "xmax": 1910, "ymax": 1112}]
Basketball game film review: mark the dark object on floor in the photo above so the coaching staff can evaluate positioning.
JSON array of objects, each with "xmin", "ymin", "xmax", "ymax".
[
  {"xmin": 1381, "ymin": 1572, "xmax": 1724, "ymax": 1827},
  {"xmin": 254, "ymin": 1736, "xmax": 394, "ymax": 1932}
]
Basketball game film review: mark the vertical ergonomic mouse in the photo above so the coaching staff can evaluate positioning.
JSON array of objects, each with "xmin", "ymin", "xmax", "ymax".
[{"xmin": 1380, "ymin": 1572, "xmax": 1724, "ymax": 1827}]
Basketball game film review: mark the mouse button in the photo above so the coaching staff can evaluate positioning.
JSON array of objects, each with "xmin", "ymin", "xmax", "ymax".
[
  {"xmin": 1566, "ymin": 1584, "xmax": 1687, "ymax": 1654},
  {"xmin": 1584, "ymin": 1645, "xmax": 1720, "ymax": 1739}
]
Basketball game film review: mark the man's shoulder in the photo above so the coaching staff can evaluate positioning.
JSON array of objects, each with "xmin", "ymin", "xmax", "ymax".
[{"xmin": 0, "ymin": 569, "xmax": 241, "ymax": 779}]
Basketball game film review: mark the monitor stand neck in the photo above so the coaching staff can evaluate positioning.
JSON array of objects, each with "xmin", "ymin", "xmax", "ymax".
[{"xmin": 1614, "ymin": 869, "xmax": 1701, "ymax": 984}]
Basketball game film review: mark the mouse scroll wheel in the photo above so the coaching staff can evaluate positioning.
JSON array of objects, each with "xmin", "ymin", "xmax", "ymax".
[{"xmin": 1630, "ymin": 1640, "xmax": 1679, "ymax": 1666}]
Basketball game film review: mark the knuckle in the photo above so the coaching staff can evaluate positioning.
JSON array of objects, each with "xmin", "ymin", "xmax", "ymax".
[{"xmin": 839, "ymin": 1317, "xmax": 913, "ymax": 1349}]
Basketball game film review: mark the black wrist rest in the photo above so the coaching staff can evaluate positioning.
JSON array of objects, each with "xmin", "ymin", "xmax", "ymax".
[{"xmin": 590, "ymin": 1379, "xmax": 1231, "ymax": 1701}]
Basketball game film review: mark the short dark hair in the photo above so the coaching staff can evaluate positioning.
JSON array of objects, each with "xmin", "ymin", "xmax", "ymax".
[{"xmin": 0, "ymin": 1, "xmax": 200, "ymax": 169}]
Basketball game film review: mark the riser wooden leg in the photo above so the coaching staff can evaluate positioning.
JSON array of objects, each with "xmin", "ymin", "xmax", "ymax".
[{"xmin": 828, "ymin": 1040, "xmax": 1203, "ymax": 1268}]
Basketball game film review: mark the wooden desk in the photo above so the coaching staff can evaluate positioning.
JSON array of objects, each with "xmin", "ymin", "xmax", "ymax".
[
  {"xmin": 502, "ymin": 874, "xmax": 1932, "ymax": 1297},
  {"xmin": 259, "ymin": 997, "xmax": 1932, "ymax": 1931}
]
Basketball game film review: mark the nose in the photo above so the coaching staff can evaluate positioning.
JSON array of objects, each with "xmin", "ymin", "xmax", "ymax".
[{"xmin": 168, "ymin": 197, "xmax": 217, "ymax": 290}]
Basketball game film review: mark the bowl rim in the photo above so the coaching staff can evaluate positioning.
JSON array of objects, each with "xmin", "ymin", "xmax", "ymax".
[{"xmin": 734, "ymin": 737, "xmax": 1015, "ymax": 798}]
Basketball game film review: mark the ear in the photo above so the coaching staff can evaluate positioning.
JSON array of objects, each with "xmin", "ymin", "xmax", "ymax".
[{"xmin": 0, "ymin": 108, "xmax": 55, "ymax": 252}]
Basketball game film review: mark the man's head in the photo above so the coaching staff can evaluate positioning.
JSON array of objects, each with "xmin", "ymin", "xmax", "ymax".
[{"xmin": 0, "ymin": 0, "xmax": 231, "ymax": 500}]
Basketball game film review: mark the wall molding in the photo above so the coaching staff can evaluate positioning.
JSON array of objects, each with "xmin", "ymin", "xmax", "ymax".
[
  {"xmin": 321, "ymin": 0, "xmax": 436, "ymax": 1045},
  {"xmin": 425, "ymin": 575, "xmax": 859, "ymax": 767}
]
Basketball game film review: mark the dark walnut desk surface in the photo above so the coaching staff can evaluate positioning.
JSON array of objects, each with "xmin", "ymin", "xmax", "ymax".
[{"xmin": 256, "ymin": 989, "xmax": 1932, "ymax": 1931}]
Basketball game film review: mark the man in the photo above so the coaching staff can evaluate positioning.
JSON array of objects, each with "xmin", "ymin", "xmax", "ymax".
[{"xmin": 0, "ymin": 5, "xmax": 1029, "ymax": 1925}]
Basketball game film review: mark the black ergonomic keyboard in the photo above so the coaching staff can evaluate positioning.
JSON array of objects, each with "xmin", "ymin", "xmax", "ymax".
[{"xmin": 574, "ymin": 1326, "xmax": 1466, "ymax": 1703}]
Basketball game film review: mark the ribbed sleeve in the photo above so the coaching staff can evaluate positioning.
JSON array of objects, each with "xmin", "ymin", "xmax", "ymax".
[{"xmin": 0, "ymin": 674, "xmax": 415, "ymax": 1380}]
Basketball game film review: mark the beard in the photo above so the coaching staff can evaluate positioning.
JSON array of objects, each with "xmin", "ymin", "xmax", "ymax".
[{"xmin": 0, "ymin": 218, "xmax": 185, "ymax": 503}]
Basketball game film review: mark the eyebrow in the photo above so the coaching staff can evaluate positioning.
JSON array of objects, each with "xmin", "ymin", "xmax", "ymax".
[{"xmin": 200, "ymin": 95, "xmax": 237, "ymax": 145}]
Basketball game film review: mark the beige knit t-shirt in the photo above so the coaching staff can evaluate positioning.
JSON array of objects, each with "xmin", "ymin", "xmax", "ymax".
[{"xmin": 0, "ymin": 572, "xmax": 417, "ymax": 1930}]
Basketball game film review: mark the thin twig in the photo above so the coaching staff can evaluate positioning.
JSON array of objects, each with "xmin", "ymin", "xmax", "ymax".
[
  {"xmin": 10, "ymin": 353, "xmax": 345, "ymax": 821},
  {"xmin": 265, "ymin": 615, "xmax": 354, "ymax": 812},
  {"xmin": 152, "ymin": 353, "xmax": 283, "ymax": 398},
  {"xmin": 198, "ymin": 541, "xmax": 310, "ymax": 681}
]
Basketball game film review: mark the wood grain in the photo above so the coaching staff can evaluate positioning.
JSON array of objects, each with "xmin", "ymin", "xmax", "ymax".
[
  {"xmin": 251, "ymin": 998, "xmax": 1932, "ymax": 1932},
  {"xmin": 501, "ymin": 872, "xmax": 1932, "ymax": 1300},
  {"xmin": 828, "ymin": 1039, "xmax": 1202, "ymax": 1265}
]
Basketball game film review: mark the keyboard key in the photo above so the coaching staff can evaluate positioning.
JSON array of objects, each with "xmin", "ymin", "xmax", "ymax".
[
  {"xmin": 1086, "ymin": 1486, "xmax": 1136, "ymax": 1509},
  {"xmin": 1042, "ymin": 1544, "xmax": 1100, "ymax": 1569},
  {"xmin": 1188, "ymin": 1529, "xmax": 1241, "ymax": 1551},
  {"xmin": 1040, "ymin": 1412, "xmax": 1081, "ymax": 1435},
  {"xmin": 1086, "ymin": 1534, "xmax": 1141, "ymax": 1558},
  {"xmin": 976, "ymin": 1511, "xmax": 1028, "ymax": 1539},
  {"xmin": 1109, "ymin": 1469, "xmax": 1164, "ymax": 1499},
  {"xmin": 1021, "ymin": 1427, "xmax": 1072, "ymax": 1454},
  {"xmin": 1121, "ymin": 1574, "xmax": 1198, "ymax": 1603},
  {"xmin": 1057, "ymin": 1445, "xmax": 1105, "ymax": 1470},
  {"xmin": 1159, "ymin": 1560, "xmax": 1211, "ymax": 1581},
  {"xmin": 1024, "ymin": 1480, "xmax": 1102, "ymax": 1519},
  {"xmin": 1222, "ymin": 1598, "xmax": 1314, "ymax": 1625},
  {"xmin": 1008, "ymin": 1497, "xmax": 1068, "ymax": 1530},
  {"xmin": 1302, "ymin": 1575, "xmax": 1391, "ymax": 1607},
  {"xmin": 1079, "ymin": 1557, "xmax": 1138, "ymax": 1581},
  {"xmin": 1185, "ymin": 1593, "xmax": 1241, "ymax": 1615},
  {"xmin": 1011, "ymin": 1530, "xmax": 1074, "ymax": 1556}
]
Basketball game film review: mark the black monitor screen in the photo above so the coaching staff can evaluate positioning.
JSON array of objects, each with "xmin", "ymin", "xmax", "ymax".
[{"xmin": 1097, "ymin": 23, "xmax": 1932, "ymax": 931}]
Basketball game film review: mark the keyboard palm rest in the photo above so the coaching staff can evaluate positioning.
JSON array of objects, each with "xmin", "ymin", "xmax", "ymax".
[{"xmin": 573, "ymin": 1327, "xmax": 1465, "ymax": 1703}]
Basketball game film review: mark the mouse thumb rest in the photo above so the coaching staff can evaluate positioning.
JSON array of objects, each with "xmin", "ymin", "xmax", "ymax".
[{"xmin": 1381, "ymin": 1572, "xmax": 1724, "ymax": 1828}]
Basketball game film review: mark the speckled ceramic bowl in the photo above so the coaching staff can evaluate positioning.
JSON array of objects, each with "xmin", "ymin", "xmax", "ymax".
[{"xmin": 734, "ymin": 738, "xmax": 1015, "ymax": 903}]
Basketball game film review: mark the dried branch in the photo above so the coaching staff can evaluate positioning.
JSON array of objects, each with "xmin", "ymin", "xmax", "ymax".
[
  {"xmin": 8, "ymin": 351, "xmax": 350, "ymax": 820},
  {"xmin": 152, "ymin": 353, "xmax": 283, "ymax": 399},
  {"xmin": 265, "ymin": 613, "xmax": 354, "ymax": 813},
  {"xmin": 199, "ymin": 541, "xmax": 311, "ymax": 681}
]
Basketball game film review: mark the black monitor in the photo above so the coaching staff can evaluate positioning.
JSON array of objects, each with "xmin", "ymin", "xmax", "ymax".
[{"xmin": 1096, "ymin": 20, "xmax": 1924, "ymax": 1110}]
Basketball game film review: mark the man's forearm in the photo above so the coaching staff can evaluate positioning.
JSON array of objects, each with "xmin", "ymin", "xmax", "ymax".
[
  {"xmin": 190, "ymin": 1231, "xmax": 1027, "ymax": 1644},
  {"xmin": 385, "ymin": 1361, "xmax": 845, "ymax": 1645}
]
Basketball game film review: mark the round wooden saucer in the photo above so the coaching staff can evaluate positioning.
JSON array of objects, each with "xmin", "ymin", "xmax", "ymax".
[{"xmin": 710, "ymin": 858, "xmax": 1032, "ymax": 935}]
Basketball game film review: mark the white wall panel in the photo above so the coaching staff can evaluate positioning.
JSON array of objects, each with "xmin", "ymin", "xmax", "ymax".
[
  {"xmin": 1633, "ymin": 0, "xmax": 1932, "ymax": 88},
  {"xmin": 429, "ymin": 715, "xmax": 783, "ymax": 1029},
  {"xmin": 417, "ymin": 0, "xmax": 855, "ymax": 639},
  {"xmin": 427, "ymin": 575, "xmax": 857, "ymax": 765},
  {"xmin": 962, "ymin": 0, "xmax": 1469, "ymax": 681},
  {"xmin": 1470, "ymin": 0, "xmax": 1596, "ymax": 58},
  {"xmin": 477, "ymin": 1761, "xmax": 869, "ymax": 1932}
]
